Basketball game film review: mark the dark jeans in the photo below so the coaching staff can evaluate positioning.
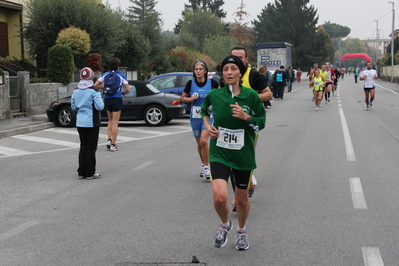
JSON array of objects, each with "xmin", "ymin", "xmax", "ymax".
[
  {"xmin": 77, "ymin": 127, "xmax": 100, "ymax": 177},
  {"xmin": 354, "ymin": 75, "xmax": 358, "ymax": 83}
]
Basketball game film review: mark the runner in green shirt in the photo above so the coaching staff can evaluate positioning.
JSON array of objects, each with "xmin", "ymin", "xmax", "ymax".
[{"xmin": 201, "ymin": 55, "xmax": 266, "ymax": 251}]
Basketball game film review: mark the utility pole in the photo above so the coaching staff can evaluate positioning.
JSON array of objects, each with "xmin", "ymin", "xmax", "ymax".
[
  {"xmin": 374, "ymin": 20, "xmax": 379, "ymax": 62},
  {"xmin": 388, "ymin": 2, "xmax": 395, "ymax": 82}
]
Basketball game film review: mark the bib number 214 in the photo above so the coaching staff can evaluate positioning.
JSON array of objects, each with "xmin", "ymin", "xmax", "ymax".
[{"xmin": 216, "ymin": 127, "xmax": 244, "ymax": 150}]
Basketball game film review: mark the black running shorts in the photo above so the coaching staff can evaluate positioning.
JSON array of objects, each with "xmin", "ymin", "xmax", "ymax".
[
  {"xmin": 104, "ymin": 97, "xmax": 123, "ymax": 112},
  {"xmin": 210, "ymin": 162, "xmax": 252, "ymax": 190}
]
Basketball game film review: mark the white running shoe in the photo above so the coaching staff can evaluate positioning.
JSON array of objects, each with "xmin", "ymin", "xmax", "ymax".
[
  {"xmin": 366, "ymin": 105, "xmax": 370, "ymax": 111},
  {"xmin": 370, "ymin": 103, "xmax": 373, "ymax": 109},
  {"xmin": 110, "ymin": 144, "xmax": 119, "ymax": 151},
  {"xmin": 251, "ymin": 174, "xmax": 257, "ymax": 186},
  {"xmin": 315, "ymin": 107, "xmax": 319, "ymax": 111},
  {"xmin": 203, "ymin": 166, "xmax": 210, "ymax": 180},
  {"xmin": 106, "ymin": 139, "xmax": 111, "ymax": 150}
]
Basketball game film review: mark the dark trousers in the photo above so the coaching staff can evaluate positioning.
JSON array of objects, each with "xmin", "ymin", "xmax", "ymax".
[
  {"xmin": 274, "ymin": 83, "xmax": 285, "ymax": 99},
  {"xmin": 354, "ymin": 75, "xmax": 358, "ymax": 83},
  {"xmin": 77, "ymin": 127, "xmax": 100, "ymax": 177}
]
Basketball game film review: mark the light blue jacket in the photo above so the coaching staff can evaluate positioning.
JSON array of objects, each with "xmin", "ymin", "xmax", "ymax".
[{"xmin": 71, "ymin": 86, "xmax": 104, "ymax": 128}]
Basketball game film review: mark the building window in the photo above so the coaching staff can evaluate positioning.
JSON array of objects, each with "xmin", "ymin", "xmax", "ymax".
[{"xmin": 0, "ymin": 22, "xmax": 9, "ymax": 57}]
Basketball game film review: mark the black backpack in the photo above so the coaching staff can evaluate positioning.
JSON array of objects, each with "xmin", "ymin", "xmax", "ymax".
[{"xmin": 103, "ymin": 70, "xmax": 121, "ymax": 95}]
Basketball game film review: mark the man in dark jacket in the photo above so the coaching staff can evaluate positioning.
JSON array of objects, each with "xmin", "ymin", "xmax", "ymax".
[{"xmin": 274, "ymin": 66, "xmax": 287, "ymax": 99}]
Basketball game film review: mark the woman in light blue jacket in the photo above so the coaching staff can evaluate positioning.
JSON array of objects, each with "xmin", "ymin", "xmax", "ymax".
[{"xmin": 71, "ymin": 67, "xmax": 104, "ymax": 180}]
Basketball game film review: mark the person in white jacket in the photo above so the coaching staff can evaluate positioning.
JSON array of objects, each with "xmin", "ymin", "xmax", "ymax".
[{"xmin": 71, "ymin": 67, "xmax": 104, "ymax": 180}]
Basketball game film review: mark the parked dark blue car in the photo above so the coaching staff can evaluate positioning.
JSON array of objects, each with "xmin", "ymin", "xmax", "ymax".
[{"xmin": 148, "ymin": 72, "xmax": 193, "ymax": 114}]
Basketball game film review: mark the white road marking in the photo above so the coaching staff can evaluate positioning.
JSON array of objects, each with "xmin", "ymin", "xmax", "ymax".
[
  {"xmin": 376, "ymin": 84, "xmax": 398, "ymax": 94},
  {"xmin": 0, "ymin": 220, "xmax": 39, "ymax": 242},
  {"xmin": 350, "ymin": 178, "xmax": 367, "ymax": 209},
  {"xmin": 44, "ymin": 128, "xmax": 138, "ymax": 141},
  {"xmin": 118, "ymin": 127, "xmax": 170, "ymax": 135},
  {"xmin": 1, "ymin": 126, "xmax": 191, "ymax": 158},
  {"xmin": 362, "ymin": 247, "xmax": 384, "ymax": 266},
  {"xmin": 338, "ymin": 107, "xmax": 356, "ymax": 161},
  {"xmin": 134, "ymin": 161, "xmax": 155, "ymax": 170},
  {"xmin": 12, "ymin": 135, "xmax": 80, "ymax": 148},
  {"xmin": 0, "ymin": 146, "xmax": 32, "ymax": 156}
]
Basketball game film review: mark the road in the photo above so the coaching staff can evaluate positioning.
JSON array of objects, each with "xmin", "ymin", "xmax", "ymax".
[{"xmin": 0, "ymin": 76, "xmax": 398, "ymax": 265}]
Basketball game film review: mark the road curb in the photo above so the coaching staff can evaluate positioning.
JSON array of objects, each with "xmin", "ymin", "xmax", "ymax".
[{"xmin": 0, "ymin": 122, "xmax": 56, "ymax": 139}]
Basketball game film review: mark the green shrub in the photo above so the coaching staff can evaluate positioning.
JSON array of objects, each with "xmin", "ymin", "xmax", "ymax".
[
  {"xmin": 48, "ymin": 44, "xmax": 76, "ymax": 84},
  {"xmin": 56, "ymin": 26, "xmax": 91, "ymax": 55},
  {"xmin": 30, "ymin": 77, "xmax": 51, "ymax": 83}
]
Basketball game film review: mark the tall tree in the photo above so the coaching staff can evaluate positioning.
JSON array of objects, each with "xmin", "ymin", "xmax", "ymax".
[
  {"xmin": 127, "ymin": 0, "xmax": 163, "ymax": 56},
  {"xmin": 22, "ymin": 0, "xmax": 126, "ymax": 69},
  {"xmin": 322, "ymin": 21, "xmax": 351, "ymax": 50},
  {"xmin": 253, "ymin": 0, "xmax": 322, "ymax": 68},
  {"xmin": 174, "ymin": 0, "xmax": 226, "ymax": 34},
  {"xmin": 179, "ymin": 10, "xmax": 227, "ymax": 51}
]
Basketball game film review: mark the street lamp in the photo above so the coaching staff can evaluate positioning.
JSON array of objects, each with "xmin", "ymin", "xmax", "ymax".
[
  {"xmin": 374, "ymin": 20, "xmax": 379, "ymax": 62},
  {"xmin": 388, "ymin": 2, "xmax": 395, "ymax": 82}
]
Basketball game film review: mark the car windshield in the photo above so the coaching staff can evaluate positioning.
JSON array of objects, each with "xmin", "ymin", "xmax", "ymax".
[
  {"xmin": 146, "ymin": 83, "xmax": 161, "ymax": 93},
  {"xmin": 150, "ymin": 76, "xmax": 176, "ymax": 89}
]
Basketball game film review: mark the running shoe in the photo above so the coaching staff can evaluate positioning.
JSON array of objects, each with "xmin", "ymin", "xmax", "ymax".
[
  {"xmin": 236, "ymin": 230, "xmax": 249, "ymax": 250},
  {"xmin": 86, "ymin": 173, "xmax": 101, "ymax": 180},
  {"xmin": 248, "ymin": 182, "xmax": 255, "ymax": 198},
  {"xmin": 315, "ymin": 107, "xmax": 319, "ymax": 111},
  {"xmin": 110, "ymin": 144, "xmax": 119, "ymax": 151},
  {"xmin": 328, "ymin": 98, "xmax": 330, "ymax": 102},
  {"xmin": 78, "ymin": 175, "xmax": 86, "ymax": 179},
  {"xmin": 231, "ymin": 200, "xmax": 237, "ymax": 212},
  {"xmin": 200, "ymin": 165, "xmax": 205, "ymax": 178},
  {"xmin": 203, "ymin": 166, "xmax": 210, "ymax": 180},
  {"xmin": 106, "ymin": 139, "xmax": 111, "ymax": 150},
  {"xmin": 213, "ymin": 220, "xmax": 232, "ymax": 248},
  {"xmin": 370, "ymin": 102, "xmax": 373, "ymax": 109},
  {"xmin": 365, "ymin": 105, "xmax": 370, "ymax": 111},
  {"xmin": 251, "ymin": 175, "xmax": 257, "ymax": 187}
]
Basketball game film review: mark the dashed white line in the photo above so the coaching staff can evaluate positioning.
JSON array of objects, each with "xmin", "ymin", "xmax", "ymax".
[
  {"xmin": 338, "ymin": 107, "xmax": 356, "ymax": 161},
  {"xmin": 350, "ymin": 178, "xmax": 367, "ymax": 209},
  {"xmin": 134, "ymin": 161, "xmax": 155, "ymax": 170},
  {"xmin": 0, "ymin": 220, "xmax": 40, "ymax": 242},
  {"xmin": 362, "ymin": 247, "xmax": 384, "ymax": 266}
]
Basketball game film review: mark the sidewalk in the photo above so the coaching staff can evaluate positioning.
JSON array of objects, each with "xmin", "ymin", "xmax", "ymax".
[{"xmin": 0, "ymin": 114, "xmax": 55, "ymax": 139}]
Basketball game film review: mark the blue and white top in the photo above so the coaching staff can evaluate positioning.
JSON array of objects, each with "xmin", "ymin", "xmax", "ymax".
[{"xmin": 186, "ymin": 78, "xmax": 213, "ymax": 119}]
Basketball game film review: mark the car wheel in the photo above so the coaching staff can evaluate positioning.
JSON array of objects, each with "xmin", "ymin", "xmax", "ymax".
[
  {"xmin": 57, "ymin": 106, "xmax": 76, "ymax": 127},
  {"xmin": 143, "ymin": 105, "xmax": 166, "ymax": 126}
]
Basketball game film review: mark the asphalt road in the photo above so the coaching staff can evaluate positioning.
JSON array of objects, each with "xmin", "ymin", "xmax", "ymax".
[{"xmin": 0, "ymin": 76, "xmax": 398, "ymax": 266}]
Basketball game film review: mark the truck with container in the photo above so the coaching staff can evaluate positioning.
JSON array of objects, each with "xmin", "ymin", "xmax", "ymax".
[{"xmin": 256, "ymin": 42, "xmax": 293, "ymax": 70}]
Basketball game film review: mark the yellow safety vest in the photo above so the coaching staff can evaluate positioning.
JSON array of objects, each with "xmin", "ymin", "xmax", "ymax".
[{"xmin": 242, "ymin": 68, "xmax": 252, "ymax": 89}]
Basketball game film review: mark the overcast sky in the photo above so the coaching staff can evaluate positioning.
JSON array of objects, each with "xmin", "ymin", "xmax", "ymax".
[{"xmin": 108, "ymin": 0, "xmax": 397, "ymax": 40}]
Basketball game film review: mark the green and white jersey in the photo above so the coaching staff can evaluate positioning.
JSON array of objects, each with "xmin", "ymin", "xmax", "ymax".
[{"xmin": 201, "ymin": 85, "xmax": 266, "ymax": 171}]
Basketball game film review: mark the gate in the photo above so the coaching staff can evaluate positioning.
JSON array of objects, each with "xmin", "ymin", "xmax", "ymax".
[{"xmin": 9, "ymin": 76, "xmax": 21, "ymax": 112}]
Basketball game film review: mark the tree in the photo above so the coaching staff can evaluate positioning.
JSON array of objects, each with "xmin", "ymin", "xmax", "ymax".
[
  {"xmin": 179, "ymin": 10, "xmax": 227, "ymax": 51},
  {"xmin": 253, "ymin": 0, "xmax": 320, "ymax": 68},
  {"xmin": 22, "ymin": 0, "xmax": 126, "ymax": 70},
  {"xmin": 47, "ymin": 44, "xmax": 76, "ymax": 84},
  {"xmin": 203, "ymin": 36, "xmax": 238, "ymax": 65},
  {"xmin": 342, "ymin": 38, "xmax": 368, "ymax": 67},
  {"xmin": 127, "ymin": 0, "xmax": 164, "ymax": 75},
  {"xmin": 174, "ymin": 0, "xmax": 226, "ymax": 34},
  {"xmin": 229, "ymin": 0, "xmax": 256, "ymax": 61},
  {"xmin": 322, "ymin": 21, "xmax": 351, "ymax": 50}
]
